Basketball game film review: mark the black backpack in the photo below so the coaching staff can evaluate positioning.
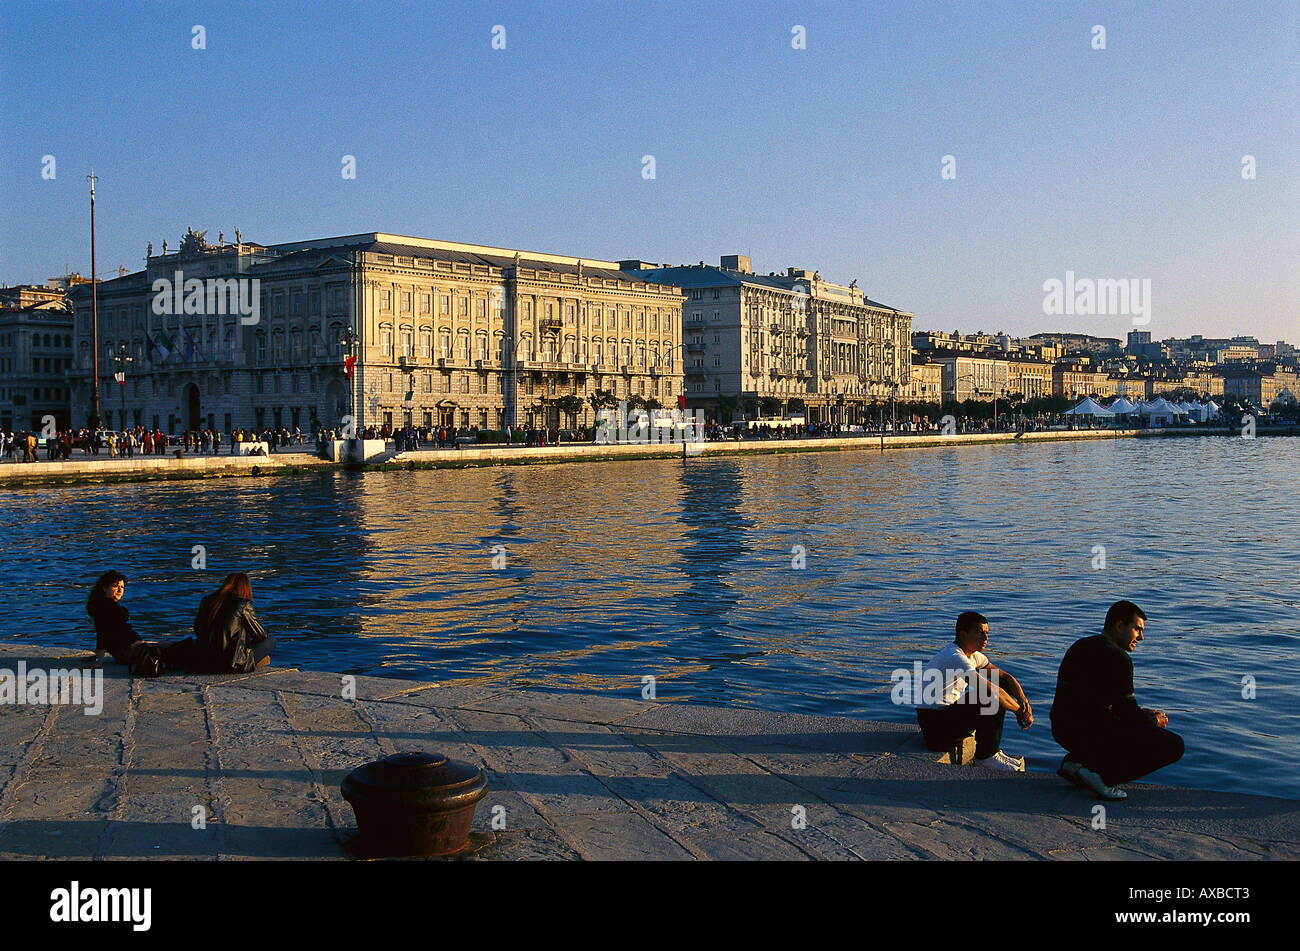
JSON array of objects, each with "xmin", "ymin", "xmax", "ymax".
[{"xmin": 130, "ymin": 643, "xmax": 163, "ymax": 678}]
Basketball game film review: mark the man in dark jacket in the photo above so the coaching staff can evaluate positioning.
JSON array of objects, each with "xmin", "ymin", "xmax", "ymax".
[{"xmin": 1051, "ymin": 600, "xmax": 1184, "ymax": 800}]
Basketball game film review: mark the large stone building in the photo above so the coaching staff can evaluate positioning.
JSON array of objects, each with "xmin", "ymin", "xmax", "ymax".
[
  {"xmin": 624, "ymin": 255, "xmax": 913, "ymax": 424},
  {"xmin": 67, "ymin": 231, "xmax": 685, "ymax": 434},
  {"xmin": 0, "ymin": 285, "xmax": 76, "ymax": 431},
  {"xmin": 1218, "ymin": 364, "xmax": 1300, "ymax": 407}
]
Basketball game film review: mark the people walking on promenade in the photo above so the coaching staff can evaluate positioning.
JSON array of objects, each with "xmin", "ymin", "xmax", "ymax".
[
  {"xmin": 913, "ymin": 611, "xmax": 1033, "ymax": 771},
  {"xmin": 1050, "ymin": 600, "xmax": 1184, "ymax": 800},
  {"xmin": 188, "ymin": 572, "xmax": 274, "ymax": 673}
]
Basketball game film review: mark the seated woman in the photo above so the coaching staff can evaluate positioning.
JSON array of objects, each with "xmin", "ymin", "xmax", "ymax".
[
  {"xmin": 191, "ymin": 572, "xmax": 274, "ymax": 673},
  {"xmin": 85, "ymin": 570, "xmax": 150, "ymax": 666}
]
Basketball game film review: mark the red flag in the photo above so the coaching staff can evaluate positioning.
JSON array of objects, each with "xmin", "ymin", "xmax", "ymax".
[
  {"xmin": 343, "ymin": 355, "xmax": 356, "ymax": 378},
  {"xmin": 677, "ymin": 394, "xmax": 686, "ymax": 410}
]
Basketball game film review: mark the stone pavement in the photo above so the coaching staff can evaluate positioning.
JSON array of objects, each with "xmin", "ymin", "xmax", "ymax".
[{"xmin": 1, "ymin": 644, "xmax": 1295, "ymax": 861}]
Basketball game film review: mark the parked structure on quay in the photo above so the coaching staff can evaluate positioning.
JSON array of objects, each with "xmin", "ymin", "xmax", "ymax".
[
  {"xmin": 624, "ymin": 255, "xmax": 914, "ymax": 425},
  {"xmin": 66, "ymin": 230, "xmax": 684, "ymax": 434}
]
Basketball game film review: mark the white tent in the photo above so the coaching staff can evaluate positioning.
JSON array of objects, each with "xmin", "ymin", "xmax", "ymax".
[
  {"xmin": 1138, "ymin": 399, "xmax": 1177, "ymax": 425},
  {"xmin": 1108, "ymin": 397, "xmax": 1138, "ymax": 415},
  {"xmin": 1065, "ymin": 397, "xmax": 1115, "ymax": 416}
]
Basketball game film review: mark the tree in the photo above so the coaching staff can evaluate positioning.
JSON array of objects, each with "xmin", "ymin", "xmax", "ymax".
[
  {"xmin": 759, "ymin": 396, "xmax": 782, "ymax": 417},
  {"xmin": 555, "ymin": 394, "xmax": 584, "ymax": 424},
  {"xmin": 587, "ymin": 387, "xmax": 618, "ymax": 415}
]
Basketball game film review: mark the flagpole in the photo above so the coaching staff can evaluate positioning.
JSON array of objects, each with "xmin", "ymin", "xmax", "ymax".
[{"xmin": 87, "ymin": 169, "xmax": 101, "ymax": 429}]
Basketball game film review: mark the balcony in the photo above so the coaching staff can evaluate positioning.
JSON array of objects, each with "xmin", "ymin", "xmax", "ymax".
[
  {"xmin": 540, "ymin": 316, "xmax": 563, "ymax": 333},
  {"xmin": 770, "ymin": 323, "xmax": 784, "ymax": 334},
  {"xmin": 796, "ymin": 327, "xmax": 809, "ymax": 337},
  {"xmin": 685, "ymin": 340, "xmax": 706, "ymax": 353}
]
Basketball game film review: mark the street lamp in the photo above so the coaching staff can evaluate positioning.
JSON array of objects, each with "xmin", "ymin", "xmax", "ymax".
[{"xmin": 112, "ymin": 344, "xmax": 132, "ymax": 431}]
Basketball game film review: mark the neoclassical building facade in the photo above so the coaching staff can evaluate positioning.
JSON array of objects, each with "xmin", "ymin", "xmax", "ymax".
[
  {"xmin": 624, "ymin": 255, "xmax": 913, "ymax": 423},
  {"xmin": 68, "ymin": 231, "xmax": 685, "ymax": 434}
]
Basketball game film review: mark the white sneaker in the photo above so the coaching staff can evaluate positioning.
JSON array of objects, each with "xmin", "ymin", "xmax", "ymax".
[
  {"xmin": 977, "ymin": 750, "xmax": 1025, "ymax": 772},
  {"xmin": 1075, "ymin": 765, "xmax": 1127, "ymax": 800}
]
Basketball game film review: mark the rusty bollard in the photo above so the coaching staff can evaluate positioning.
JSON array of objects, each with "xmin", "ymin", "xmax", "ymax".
[{"xmin": 341, "ymin": 752, "xmax": 489, "ymax": 857}]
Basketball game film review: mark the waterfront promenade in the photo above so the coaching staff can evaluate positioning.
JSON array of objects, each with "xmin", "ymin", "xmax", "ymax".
[
  {"xmin": 0, "ymin": 428, "xmax": 1156, "ymax": 487},
  {"xmin": 1, "ymin": 643, "xmax": 1294, "ymax": 861}
]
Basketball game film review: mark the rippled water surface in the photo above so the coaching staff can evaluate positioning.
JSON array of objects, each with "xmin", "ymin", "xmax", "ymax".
[{"xmin": 3, "ymin": 436, "xmax": 1298, "ymax": 799}]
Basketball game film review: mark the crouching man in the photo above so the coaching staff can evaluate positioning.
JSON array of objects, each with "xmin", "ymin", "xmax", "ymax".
[
  {"xmin": 914, "ymin": 611, "xmax": 1033, "ymax": 771},
  {"xmin": 1051, "ymin": 600, "xmax": 1184, "ymax": 800}
]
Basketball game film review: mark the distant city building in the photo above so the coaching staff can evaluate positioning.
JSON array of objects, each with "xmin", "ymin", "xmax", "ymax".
[
  {"xmin": 626, "ymin": 256, "xmax": 913, "ymax": 424},
  {"xmin": 1028, "ymin": 332, "xmax": 1122, "ymax": 357},
  {"xmin": 1218, "ymin": 364, "xmax": 1299, "ymax": 407},
  {"xmin": 0, "ymin": 288, "xmax": 75, "ymax": 431},
  {"xmin": 907, "ymin": 357, "xmax": 943, "ymax": 403},
  {"xmin": 1052, "ymin": 363, "xmax": 1115, "ymax": 400},
  {"xmin": 66, "ymin": 230, "xmax": 685, "ymax": 434}
]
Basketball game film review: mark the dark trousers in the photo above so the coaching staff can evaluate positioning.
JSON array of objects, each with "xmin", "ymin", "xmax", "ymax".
[
  {"xmin": 1053, "ymin": 720, "xmax": 1184, "ymax": 786},
  {"xmin": 917, "ymin": 700, "xmax": 1006, "ymax": 760},
  {"xmin": 252, "ymin": 635, "xmax": 276, "ymax": 665}
]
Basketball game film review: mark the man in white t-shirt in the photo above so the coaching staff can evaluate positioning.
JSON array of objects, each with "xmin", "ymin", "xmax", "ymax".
[{"xmin": 914, "ymin": 611, "xmax": 1034, "ymax": 771}]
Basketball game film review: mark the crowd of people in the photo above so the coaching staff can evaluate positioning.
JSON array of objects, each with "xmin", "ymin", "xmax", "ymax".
[
  {"xmin": 0, "ymin": 424, "xmax": 317, "ymax": 462},
  {"xmin": 4, "ymin": 406, "xmax": 1276, "ymax": 465}
]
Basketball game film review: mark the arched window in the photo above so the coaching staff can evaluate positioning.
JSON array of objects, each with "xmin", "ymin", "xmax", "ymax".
[
  {"xmin": 457, "ymin": 331, "xmax": 470, "ymax": 360},
  {"xmin": 475, "ymin": 332, "xmax": 487, "ymax": 360},
  {"xmin": 400, "ymin": 327, "xmax": 413, "ymax": 358},
  {"xmin": 291, "ymin": 328, "xmax": 303, "ymax": 361},
  {"xmin": 420, "ymin": 330, "xmax": 432, "ymax": 359},
  {"xmin": 379, "ymin": 324, "xmax": 393, "ymax": 357}
]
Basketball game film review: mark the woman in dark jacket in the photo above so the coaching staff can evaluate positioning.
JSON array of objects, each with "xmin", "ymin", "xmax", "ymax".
[
  {"xmin": 86, "ymin": 570, "xmax": 147, "ymax": 665},
  {"xmin": 192, "ymin": 572, "xmax": 274, "ymax": 673}
]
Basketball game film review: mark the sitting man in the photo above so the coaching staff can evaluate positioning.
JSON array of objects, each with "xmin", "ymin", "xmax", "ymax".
[
  {"xmin": 914, "ymin": 611, "xmax": 1033, "ymax": 771},
  {"xmin": 1051, "ymin": 600, "xmax": 1184, "ymax": 800}
]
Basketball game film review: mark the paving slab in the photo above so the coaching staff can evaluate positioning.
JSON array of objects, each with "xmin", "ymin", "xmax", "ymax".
[{"xmin": 0, "ymin": 644, "xmax": 1295, "ymax": 861}]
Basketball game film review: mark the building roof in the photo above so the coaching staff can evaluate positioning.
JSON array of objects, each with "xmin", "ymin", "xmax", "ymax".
[
  {"xmin": 261, "ymin": 238, "xmax": 655, "ymax": 285},
  {"xmin": 627, "ymin": 264, "xmax": 907, "ymax": 312}
]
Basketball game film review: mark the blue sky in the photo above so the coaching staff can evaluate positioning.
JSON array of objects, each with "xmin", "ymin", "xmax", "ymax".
[{"xmin": 2, "ymin": 0, "xmax": 1295, "ymax": 340}]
